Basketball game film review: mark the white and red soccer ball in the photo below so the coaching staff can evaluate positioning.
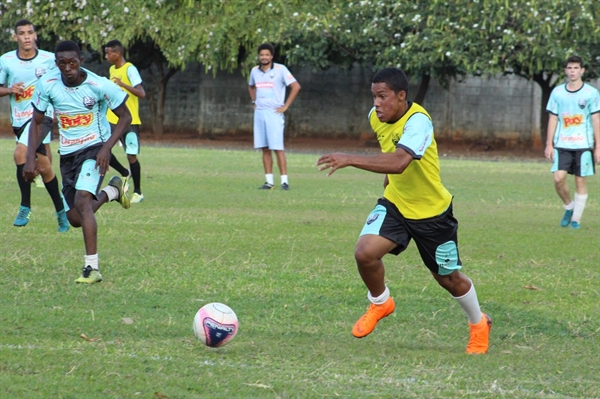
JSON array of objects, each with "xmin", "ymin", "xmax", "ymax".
[{"xmin": 193, "ymin": 302, "xmax": 238, "ymax": 347}]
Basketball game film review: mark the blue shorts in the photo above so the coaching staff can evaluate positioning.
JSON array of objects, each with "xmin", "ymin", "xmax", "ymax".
[
  {"xmin": 551, "ymin": 148, "xmax": 595, "ymax": 177},
  {"xmin": 60, "ymin": 144, "xmax": 104, "ymax": 211},
  {"xmin": 14, "ymin": 117, "xmax": 53, "ymax": 154},
  {"xmin": 253, "ymin": 109, "xmax": 285, "ymax": 150},
  {"xmin": 360, "ymin": 198, "xmax": 462, "ymax": 276},
  {"xmin": 110, "ymin": 123, "xmax": 141, "ymax": 155}
]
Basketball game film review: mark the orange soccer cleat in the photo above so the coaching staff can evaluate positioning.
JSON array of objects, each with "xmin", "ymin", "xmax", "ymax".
[{"xmin": 352, "ymin": 297, "xmax": 395, "ymax": 338}]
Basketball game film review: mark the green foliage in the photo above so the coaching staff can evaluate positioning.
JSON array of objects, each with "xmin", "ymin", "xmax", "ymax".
[{"xmin": 0, "ymin": 138, "xmax": 599, "ymax": 398}]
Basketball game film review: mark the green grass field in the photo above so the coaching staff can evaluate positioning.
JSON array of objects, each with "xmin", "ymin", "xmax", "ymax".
[{"xmin": 0, "ymin": 138, "xmax": 598, "ymax": 398}]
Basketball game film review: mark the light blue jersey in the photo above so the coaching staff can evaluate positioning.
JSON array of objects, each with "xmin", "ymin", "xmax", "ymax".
[
  {"xmin": 32, "ymin": 67, "xmax": 127, "ymax": 155},
  {"xmin": 0, "ymin": 49, "xmax": 55, "ymax": 127},
  {"xmin": 546, "ymin": 83, "xmax": 600, "ymax": 150},
  {"xmin": 249, "ymin": 63, "xmax": 296, "ymax": 110}
]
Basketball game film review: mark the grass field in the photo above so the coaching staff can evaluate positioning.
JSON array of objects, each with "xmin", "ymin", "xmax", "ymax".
[{"xmin": 0, "ymin": 138, "xmax": 598, "ymax": 398}]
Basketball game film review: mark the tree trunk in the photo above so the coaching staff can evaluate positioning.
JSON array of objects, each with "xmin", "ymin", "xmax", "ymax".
[
  {"xmin": 414, "ymin": 74, "xmax": 431, "ymax": 105},
  {"xmin": 147, "ymin": 59, "xmax": 178, "ymax": 137},
  {"xmin": 532, "ymin": 72, "xmax": 556, "ymax": 149}
]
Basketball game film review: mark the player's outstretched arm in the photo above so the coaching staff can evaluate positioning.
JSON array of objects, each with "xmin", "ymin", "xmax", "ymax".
[
  {"xmin": 23, "ymin": 108, "xmax": 46, "ymax": 182},
  {"xmin": 96, "ymin": 102, "xmax": 132, "ymax": 176},
  {"xmin": 317, "ymin": 149, "xmax": 413, "ymax": 177}
]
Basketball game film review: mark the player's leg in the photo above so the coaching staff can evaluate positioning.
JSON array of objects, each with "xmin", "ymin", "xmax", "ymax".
[
  {"xmin": 12, "ymin": 122, "xmax": 36, "ymax": 226},
  {"xmin": 570, "ymin": 150, "xmax": 594, "ymax": 228},
  {"xmin": 254, "ymin": 110, "xmax": 274, "ymax": 189},
  {"xmin": 265, "ymin": 111, "xmax": 288, "ymax": 189},
  {"xmin": 125, "ymin": 126, "xmax": 143, "ymax": 202},
  {"xmin": 551, "ymin": 149, "xmax": 575, "ymax": 226},
  {"xmin": 410, "ymin": 204, "xmax": 490, "ymax": 354},
  {"xmin": 352, "ymin": 199, "xmax": 405, "ymax": 338}
]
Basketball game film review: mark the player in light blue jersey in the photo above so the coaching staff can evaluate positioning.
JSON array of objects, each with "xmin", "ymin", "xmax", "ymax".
[
  {"xmin": 544, "ymin": 55, "xmax": 600, "ymax": 229},
  {"xmin": 24, "ymin": 40, "xmax": 132, "ymax": 284},
  {"xmin": 0, "ymin": 19, "xmax": 68, "ymax": 232},
  {"xmin": 248, "ymin": 43, "xmax": 301, "ymax": 190}
]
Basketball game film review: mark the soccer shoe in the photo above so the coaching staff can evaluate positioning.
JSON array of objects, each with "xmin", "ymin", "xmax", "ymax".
[
  {"xmin": 281, "ymin": 183, "xmax": 290, "ymax": 191},
  {"xmin": 56, "ymin": 210, "xmax": 70, "ymax": 233},
  {"xmin": 130, "ymin": 193, "xmax": 144, "ymax": 203},
  {"xmin": 466, "ymin": 313, "xmax": 492, "ymax": 354},
  {"xmin": 123, "ymin": 170, "xmax": 131, "ymax": 193},
  {"xmin": 75, "ymin": 266, "xmax": 103, "ymax": 284},
  {"xmin": 259, "ymin": 182, "xmax": 274, "ymax": 190},
  {"xmin": 34, "ymin": 175, "xmax": 44, "ymax": 188},
  {"xmin": 569, "ymin": 221, "xmax": 581, "ymax": 229},
  {"xmin": 352, "ymin": 297, "xmax": 395, "ymax": 338},
  {"xmin": 107, "ymin": 176, "xmax": 130, "ymax": 209},
  {"xmin": 13, "ymin": 206, "xmax": 31, "ymax": 227},
  {"xmin": 560, "ymin": 209, "xmax": 573, "ymax": 227}
]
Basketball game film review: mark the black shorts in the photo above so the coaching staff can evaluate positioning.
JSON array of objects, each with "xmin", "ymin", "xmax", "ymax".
[
  {"xmin": 551, "ymin": 148, "xmax": 595, "ymax": 177},
  {"xmin": 359, "ymin": 198, "xmax": 462, "ymax": 276},
  {"xmin": 60, "ymin": 144, "xmax": 104, "ymax": 210},
  {"xmin": 13, "ymin": 117, "xmax": 54, "ymax": 156}
]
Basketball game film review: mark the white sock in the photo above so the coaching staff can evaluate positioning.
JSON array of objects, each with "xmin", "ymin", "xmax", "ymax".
[
  {"xmin": 453, "ymin": 281, "xmax": 482, "ymax": 324},
  {"xmin": 573, "ymin": 193, "xmax": 588, "ymax": 222},
  {"xmin": 564, "ymin": 201, "xmax": 574, "ymax": 210},
  {"xmin": 367, "ymin": 286, "xmax": 390, "ymax": 305},
  {"xmin": 281, "ymin": 175, "xmax": 288, "ymax": 185},
  {"xmin": 102, "ymin": 185, "xmax": 119, "ymax": 201},
  {"xmin": 85, "ymin": 254, "xmax": 99, "ymax": 270},
  {"xmin": 265, "ymin": 174, "xmax": 274, "ymax": 185}
]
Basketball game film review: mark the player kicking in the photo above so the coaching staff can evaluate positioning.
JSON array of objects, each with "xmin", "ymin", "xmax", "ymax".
[
  {"xmin": 24, "ymin": 40, "xmax": 132, "ymax": 284},
  {"xmin": 317, "ymin": 68, "xmax": 491, "ymax": 354},
  {"xmin": 0, "ymin": 19, "xmax": 68, "ymax": 232}
]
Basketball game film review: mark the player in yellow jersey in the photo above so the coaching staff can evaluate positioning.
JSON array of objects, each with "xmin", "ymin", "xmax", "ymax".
[
  {"xmin": 317, "ymin": 68, "xmax": 491, "ymax": 354},
  {"xmin": 104, "ymin": 40, "xmax": 146, "ymax": 203}
]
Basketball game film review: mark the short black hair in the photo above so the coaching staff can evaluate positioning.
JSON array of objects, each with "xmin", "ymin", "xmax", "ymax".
[
  {"xmin": 565, "ymin": 55, "xmax": 584, "ymax": 68},
  {"xmin": 257, "ymin": 43, "xmax": 274, "ymax": 56},
  {"xmin": 14, "ymin": 19, "xmax": 34, "ymax": 33},
  {"xmin": 55, "ymin": 40, "xmax": 81, "ymax": 57},
  {"xmin": 105, "ymin": 39, "xmax": 124, "ymax": 54},
  {"xmin": 372, "ymin": 68, "xmax": 409, "ymax": 95}
]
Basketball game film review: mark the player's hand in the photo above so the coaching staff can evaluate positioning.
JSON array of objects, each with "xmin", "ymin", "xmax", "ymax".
[
  {"xmin": 111, "ymin": 77, "xmax": 122, "ymax": 87},
  {"xmin": 275, "ymin": 105, "xmax": 288, "ymax": 114},
  {"xmin": 316, "ymin": 153, "xmax": 350, "ymax": 176},
  {"xmin": 544, "ymin": 145, "xmax": 554, "ymax": 162},
  {"xmin": 10, "ymin": 82, "xmax": 25, "ymax": 95},
  {"xmin": 595, "ymin": 148, "xmax": 600, "ymax": 165},
  {"xmin": 23, "ymin": 158, "xmax": 38, "ymax": 182},
  {"xmin": 95, "ymin": 146, "xmax": 111, "ymax": 176}
]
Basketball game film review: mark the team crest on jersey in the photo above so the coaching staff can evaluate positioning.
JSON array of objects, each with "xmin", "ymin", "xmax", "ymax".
[
  {"xmin": 35, "ymin": 68, "xmax": 46, "ymax": 78},
  {"xmin": 578, "ymin": 99, "xmax": 587, "ymax": 109},
  {"xmin": 82, "ymin": 96, "xmax": 96, "ymax": 110}
]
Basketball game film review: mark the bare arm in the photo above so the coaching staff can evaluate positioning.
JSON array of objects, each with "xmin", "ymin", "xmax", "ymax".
[
  {"xmin": 316, "ymin": 147, "xmax": 414, "ymax": 177},
  {"xmin": 96, "ymin": 102, "xmax": 132, "ymax": 175},
  {"xmin": 0, "ymin": 82, "xmax": 25, "ymax": 97},
  {"xmin": 592, "ymin": 112, "xmax": 600, "ymax": 164},
  {"xmin": 276, "ymin": 81, "xmax": 301, "ymax": 114},
  {"xmin": 544, "ymin": 113, "xmax": 558, "ymax": 161},
  {"xmin": 248, "ymin": 85, "xmax": 256, "ymax": 103},
  {"xmin": 23, "ymin": 108, "xmax": 46, "ymax": 182},
  {"xmin": 111, "ymin": 78, "xmax": 145, "ymax": 99}
]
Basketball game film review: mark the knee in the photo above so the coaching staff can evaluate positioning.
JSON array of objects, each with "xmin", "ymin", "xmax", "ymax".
[
  {"xmin": 66, "ymin": 210, "xmax": 80, "ymax": 228},
  {"xmin": 354, "ymin": 244, "xmax": 377, "ymax": 267}
]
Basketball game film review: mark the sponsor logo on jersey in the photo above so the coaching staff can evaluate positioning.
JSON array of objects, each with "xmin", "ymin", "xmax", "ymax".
[
  {"xmin": 59, "ymin": 113, "xmax": 93, "ymax": 129},
  {"xmin": 563, "ymin": 114, "xmax": 583, "ymax": 128},
  {"xmin": 256, "ymin": 81, "xmax": 275, "ymax": 89},
  {"xmin": 83, "ymin": 96, "xmax": 96, "ymax": 110},
  {"xmin": 15, "ymin": 85, "xmax": 35, "ymax": 102},
  {"xmin": 14, "ymin": 107, "xmax": 33, "ymax": 119},
  {"xmin": 60, "ymin": 133, "xmax": 98, "ymax": 147}
]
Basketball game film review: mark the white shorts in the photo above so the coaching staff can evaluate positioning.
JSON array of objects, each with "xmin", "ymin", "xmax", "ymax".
[{"xmin": 253, "ymin": 109, "xmax": 285, "ymax": 150}]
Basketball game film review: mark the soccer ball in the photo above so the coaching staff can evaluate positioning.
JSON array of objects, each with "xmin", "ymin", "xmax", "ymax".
[{"xmin": 193, "ymin": 302, "xmax": 239, "ymax": 347}]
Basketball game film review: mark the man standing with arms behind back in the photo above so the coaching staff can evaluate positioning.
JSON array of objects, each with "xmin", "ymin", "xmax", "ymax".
[
  {"xmin": 248, "ymin": 43, "xmax": 301, "ymax": 190},
  {"xmin": 104, "ymin": 39, "xmax": 146, "ymax": 203},
  {"xmin": 544, "ymin": 55, "xmax": 600, "ymax": 229},
  {"xmin": 0, "ymin": 19, "xmax": 69, "ymax": 232}
]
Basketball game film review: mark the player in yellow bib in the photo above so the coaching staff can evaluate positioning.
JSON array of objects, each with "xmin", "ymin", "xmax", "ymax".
[
  {"xmin": 104, "ymin": 40, "xmax": 146, "ymax": 203},
  {"xmin": 317, "ymin": 68, "xmax": 491, "ymax": 354}
]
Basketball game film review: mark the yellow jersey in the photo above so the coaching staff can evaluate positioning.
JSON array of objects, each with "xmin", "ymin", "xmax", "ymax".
[
  {"xmin": 369, "ymin": 102, "xmax": 452, "ymax": 219},
  {"xmin": 106, "ymin": 62, "xmax": 142, "ymax": 125}
]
